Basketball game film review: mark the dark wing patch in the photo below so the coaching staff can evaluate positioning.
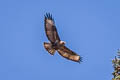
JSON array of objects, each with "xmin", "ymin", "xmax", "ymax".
[
  {"xmin": 44, "ymin": 13, "xmax": 60, "ymax": 43},
  {"xmin": 57, "ymin": 46, "xmax": 82, "ymax": 62}
]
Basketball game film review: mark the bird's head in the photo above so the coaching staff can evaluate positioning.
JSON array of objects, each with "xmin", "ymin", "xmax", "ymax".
[{"xmin": 60, "ymin": 41, "xmax": 66, "ymax": 46}]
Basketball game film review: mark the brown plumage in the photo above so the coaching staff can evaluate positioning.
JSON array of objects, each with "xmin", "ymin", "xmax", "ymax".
[{"xmin": 44, "ymin": 13, "xmax": 82, "ymax": 63}]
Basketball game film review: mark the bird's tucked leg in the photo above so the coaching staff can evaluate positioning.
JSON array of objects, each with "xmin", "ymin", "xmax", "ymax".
[{"xmin": 44, "ymin": 42, "xmax": 56, "ymax": 55}]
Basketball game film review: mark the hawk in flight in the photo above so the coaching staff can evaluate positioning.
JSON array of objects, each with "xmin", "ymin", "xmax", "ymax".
[{"xmin": 43, "ymin": 13, "xmax": 82, "ymax": 63}]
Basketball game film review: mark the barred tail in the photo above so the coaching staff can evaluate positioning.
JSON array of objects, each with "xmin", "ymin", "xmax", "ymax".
[{"xmin": 44, "ymin": 42, "xmax": 56, "ymax": 55}]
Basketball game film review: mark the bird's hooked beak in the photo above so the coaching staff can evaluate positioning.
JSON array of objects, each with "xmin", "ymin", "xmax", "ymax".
[{"xmin": 60, "ymin": 41, "xmax": 66, "ymax": 45}]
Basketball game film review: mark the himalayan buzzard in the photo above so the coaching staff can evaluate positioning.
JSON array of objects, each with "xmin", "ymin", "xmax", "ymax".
[{"xmin": 44, "ymin": 13, "xmax": 82, "ymax": 63}]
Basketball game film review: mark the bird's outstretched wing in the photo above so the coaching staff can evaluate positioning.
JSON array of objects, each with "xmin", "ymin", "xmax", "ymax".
[
  {"xmin": 44, "ymin": 13, "xmax": 60, "ymax": 43},
  {"xmin": 57, "ymin": 46, "xmax": 82, "ymax": 62}
]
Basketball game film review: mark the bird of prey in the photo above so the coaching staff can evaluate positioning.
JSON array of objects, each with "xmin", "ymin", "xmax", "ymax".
[{"xmin": 43, "ymin": 13, "xmax": 82, "ymax": 63}]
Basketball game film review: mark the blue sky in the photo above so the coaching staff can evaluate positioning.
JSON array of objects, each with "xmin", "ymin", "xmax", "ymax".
[{"xmin": 0, "ymin": 0, "xmax": 120, "ymax": 80}]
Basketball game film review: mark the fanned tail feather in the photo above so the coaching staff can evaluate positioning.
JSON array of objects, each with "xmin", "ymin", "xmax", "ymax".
[{"xmin": 44, "ymin": 42, "xmax": 56, "ymax": 55}]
